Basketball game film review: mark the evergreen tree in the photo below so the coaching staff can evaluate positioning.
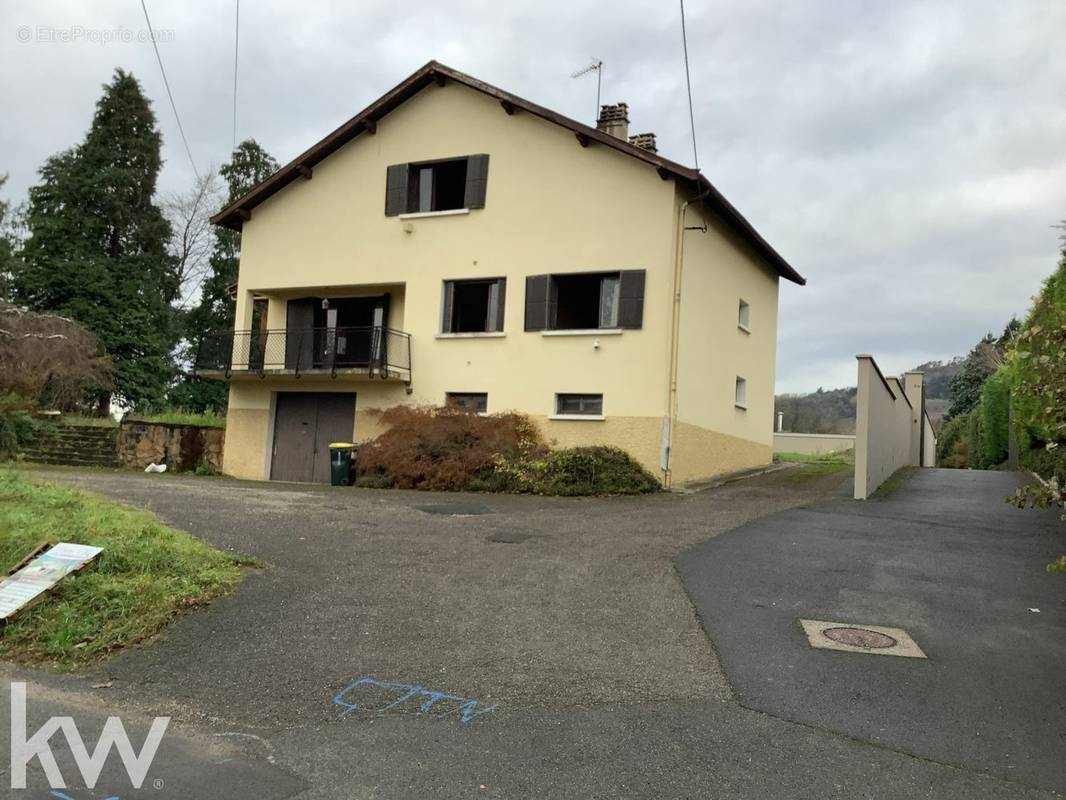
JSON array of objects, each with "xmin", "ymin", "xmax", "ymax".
[
  {"xmin": 171, "ymin": 140, "xmax": 278, "ymax": 412},
  {"xmin": 12, "ymin": 70, "xmax": 177, "ymax": 409},
  {"xmin": 0, "ymin": 175, "xmax": 16, "ymax": 300},
  {"xmin": 946, "ymin": 319, "xmax": 1019, "ymax": 420}
]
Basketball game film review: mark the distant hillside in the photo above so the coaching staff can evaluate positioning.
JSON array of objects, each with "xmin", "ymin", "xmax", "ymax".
[{"xmin": 775, "ymin": 358, "xmax": 962, "ymax": 435}]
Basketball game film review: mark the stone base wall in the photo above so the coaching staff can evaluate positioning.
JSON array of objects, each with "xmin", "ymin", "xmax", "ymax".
[{"xmin": 117, "ymin": 421, "xmax": 225, "ymax": 473}]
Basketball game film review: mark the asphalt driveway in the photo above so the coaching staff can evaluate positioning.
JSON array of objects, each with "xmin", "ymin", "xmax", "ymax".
[
  {"xmin": 2, "ymin": 464, "xmax": 1062, "ymax": 799},
  {"xmin": 677, "ymin": 468, "xmax": 1066, "ymax": 794}
]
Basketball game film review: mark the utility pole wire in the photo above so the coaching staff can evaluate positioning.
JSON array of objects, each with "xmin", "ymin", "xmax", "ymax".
[
  {"xmin": 232, "ymin": 0, "xmax": 240, "ymax": 153},
  {"xmin": 139, "ymin": 0, "xmax": 200, "ymax": 180},
  {"xmin": 680, "ymin": 0, "xmax": 700, "ymax": 170}
]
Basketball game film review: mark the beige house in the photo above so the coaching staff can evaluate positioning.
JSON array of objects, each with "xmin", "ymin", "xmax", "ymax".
[{"xmin": 201, "ymin": 61, "xmax": 805, "ymax": 487}]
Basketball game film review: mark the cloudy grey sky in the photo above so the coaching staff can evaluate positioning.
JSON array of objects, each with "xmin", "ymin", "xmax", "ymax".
[{"xmin": 2, "ymin": 0, "xmax": 1064, "ymax": 392}]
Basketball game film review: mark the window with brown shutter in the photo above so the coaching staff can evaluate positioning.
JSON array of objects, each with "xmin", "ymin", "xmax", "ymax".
[
  {"xmin": 524, "ymin": 274, "xmax": 550, "ymax": 331},
  {"xmin": 385, "ymin": 154, "xmax": 490, "ymax": 216},
  {"xmin": 524, "ymin": 270, "xmax": 645, "ymax": 331}
]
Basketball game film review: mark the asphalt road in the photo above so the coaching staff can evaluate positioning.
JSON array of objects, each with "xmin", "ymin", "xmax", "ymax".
[{"xmin": 1, "ymin": 465, "xmax": 1061, "ymax": 799}]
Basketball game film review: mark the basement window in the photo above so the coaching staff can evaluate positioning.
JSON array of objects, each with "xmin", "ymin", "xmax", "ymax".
[
  {"xmin": 555, "ymin": 393, "xmax": 604, "ymax": 416},
  {"xmin": 738, "ymin": 299, "xmax": 750, "ymax": 331},
  {"xmin": 441, "ymin": 278, "xmax": 506, "ymax": 333},
  {"xmin": 735, "ymin": 377, "xmax": 748, "ymax": 410},
  {"xmin": 446, "ymin": 392, "xmax": 488, "ymax": 414}
]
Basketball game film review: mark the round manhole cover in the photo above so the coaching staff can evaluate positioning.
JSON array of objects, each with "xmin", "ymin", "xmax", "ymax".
[{"xmin": 821, "ymin": 626, "xmax": 897, "ymax": 649}]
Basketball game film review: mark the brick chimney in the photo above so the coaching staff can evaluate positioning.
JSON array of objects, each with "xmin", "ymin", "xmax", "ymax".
[
  {"xmin": 628, "ymin": 132, "xmax": 657, "ymax": 153},
  {"xmin": 596, "ymin": 103, "xmax": 629, "ymax": 140}
]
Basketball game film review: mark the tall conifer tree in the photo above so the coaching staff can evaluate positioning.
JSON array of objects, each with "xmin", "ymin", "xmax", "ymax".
[{"xmin": 13, "ymin": 69, "xmax": 176, "ymax": 408}]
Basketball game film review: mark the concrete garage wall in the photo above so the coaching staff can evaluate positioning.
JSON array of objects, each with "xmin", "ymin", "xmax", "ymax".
[
  {"xmin": 773, "ymin": 432, "xmax": 855, "ymax": 456},
  {"xmin": 854, "ymin": 355, "xmax": 915, "ymax": 499}
]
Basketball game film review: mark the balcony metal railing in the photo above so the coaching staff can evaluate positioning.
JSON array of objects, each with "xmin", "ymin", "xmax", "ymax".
[{"xmin": 194, "ymin": 326, "xmax": 412, "ymax": 381}]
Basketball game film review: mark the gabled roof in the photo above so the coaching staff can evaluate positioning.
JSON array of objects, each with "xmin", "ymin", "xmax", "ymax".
[{"xmin": 211, "ymin": 60, "xmax": 805, "ymax": 285}]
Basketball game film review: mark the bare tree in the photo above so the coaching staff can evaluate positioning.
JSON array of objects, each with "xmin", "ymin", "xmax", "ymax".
[
  {"xmin": 0, "ymin": 303, "xmax": 113, "ymax": 410},
  {"xmin": 163, "ymin": 168, "xmax": 222, "ymax": 309}
]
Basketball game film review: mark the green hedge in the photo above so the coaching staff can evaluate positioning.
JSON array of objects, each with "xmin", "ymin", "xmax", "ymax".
[
  {"xmin": 1022, "ymin": 445, "xmax": 1066, "ymax": 484},
  {"xmin": 936, "ymin": 412, "xmax": 971, "ymax": 467}
]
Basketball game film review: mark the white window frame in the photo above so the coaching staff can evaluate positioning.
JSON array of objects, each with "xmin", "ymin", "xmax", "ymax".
[
  {"xmin": 738, "ymin": 299, "xmax": 751, "ymax": 333},
  {"xmin": 735, "ymin": 377, "xmax": 748, "ymax": 410},
  {"xmin": 551, "ymin": 393, "xmax": 605, "ymax": 420}
]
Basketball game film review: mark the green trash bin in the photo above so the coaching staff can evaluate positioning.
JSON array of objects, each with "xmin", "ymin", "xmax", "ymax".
[{"xmin": 329, "ymin": 442, "xmax": 355, "ymax": 486}]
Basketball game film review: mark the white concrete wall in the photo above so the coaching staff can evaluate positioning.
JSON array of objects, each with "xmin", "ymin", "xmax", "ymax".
[
  {"xmin": 773, "ymin": 432, "xmax": 855, "ymax": 455},
  {"xmin": 854, "ymin": 355, "xmax": 915, "ymax": 499}
]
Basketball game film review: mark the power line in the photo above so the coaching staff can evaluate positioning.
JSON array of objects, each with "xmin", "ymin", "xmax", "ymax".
[
  {"xmin": 679, "ymin": 0, "xmax": 699, "ymax": 170},
  {"xmin": 139, "ymin": 0, "xmax": 200, "ymax": 180},
  {"xmin": 231, "ymin": 0, "xmax": 240, "ymax": 153}
]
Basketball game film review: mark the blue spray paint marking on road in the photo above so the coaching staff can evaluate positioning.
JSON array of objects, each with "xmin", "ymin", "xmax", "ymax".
[
  {"xmin": 49, "ymin": 793, "xmax": 119, "ymax": 800},
  {"xmin": 333, "ymin": 677, "xmax": 497, "ymax": 723}
]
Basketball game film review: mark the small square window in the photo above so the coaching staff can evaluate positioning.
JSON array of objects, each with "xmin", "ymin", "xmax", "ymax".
[
  {"xmin": 446, "ymin": 392, "xmax": 488, "ymax": 413},
  {"xmin": 735, "ymin": 377, "xmax": 748, "ymax": 410},
  {"xmin": 556, "ymin": 393, "xmax": 603, "ymax": 416},
  {"xmin": 738, "ymin": 299, "xmax": 750, "ymax": 331}
]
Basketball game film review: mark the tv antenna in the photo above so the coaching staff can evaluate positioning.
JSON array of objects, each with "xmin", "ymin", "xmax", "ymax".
[{"xmin": 571, "ymin": 59, "xmax": 604, "ymax": 120}]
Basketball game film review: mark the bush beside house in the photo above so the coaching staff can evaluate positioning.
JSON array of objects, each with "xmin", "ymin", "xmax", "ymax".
[{"xmin": 355, "ymin": 405, "xmax": 660, "ymax": 496}]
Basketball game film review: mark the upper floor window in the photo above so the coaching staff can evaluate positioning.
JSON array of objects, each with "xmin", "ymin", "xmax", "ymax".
[
  {"xmin": 735, "ymin": 376, "xmax": 748, "ymax": 410},
  {"xmin": 441, "ymin": 278, "xmax": 506, "ymax": 333},
  {"xmin": 524, "ymin": 270, "xmax": 645, "ymax": 332},
  {"xmin": 385, "ymin": 154, "xmax": 489, "ymax": 216},
  {"xmin": 738, "ymin": 299, "xmax": 750, "ymax": 331}
]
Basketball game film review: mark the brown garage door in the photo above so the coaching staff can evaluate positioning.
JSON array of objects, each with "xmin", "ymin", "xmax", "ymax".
[{"xmin": 270, "ymin": 392, "xmax": 356, "ymax": 483}]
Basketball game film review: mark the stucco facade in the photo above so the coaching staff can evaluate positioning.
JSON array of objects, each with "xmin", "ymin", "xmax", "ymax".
[{"xmin": 209, "ymin": 63, "xmax": 803, "ymax": 487}]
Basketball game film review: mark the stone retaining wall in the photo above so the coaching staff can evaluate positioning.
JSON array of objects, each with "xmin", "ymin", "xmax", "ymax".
[{"xmin": 116, "ymin": 421, "xmax": 225, "ymax": 473}]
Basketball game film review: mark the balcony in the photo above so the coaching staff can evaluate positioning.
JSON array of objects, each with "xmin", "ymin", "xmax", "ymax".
[{"xmin": 194, "ymin": 326, "xmax": 412, "ymax": 382}]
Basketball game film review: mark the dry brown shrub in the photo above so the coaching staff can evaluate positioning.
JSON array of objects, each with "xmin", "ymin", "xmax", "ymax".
[
  {"xmin": 356, "ymin": 405, "xmax": 544, "ymax": 491},
  {"xmin": 0, "ymin": 303, "xmax": 112, "ymax": 410}
]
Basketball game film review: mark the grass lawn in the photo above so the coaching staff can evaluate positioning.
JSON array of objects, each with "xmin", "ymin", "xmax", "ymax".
[
  {"xmin": 0, "ymin": 468, "xmax": 253, "ymax": 667},
  {"xmin": 130, "ymin": 410, "xmax": 226, "ymax": 429},
  {"xmin": 775, "ymin": 450, "xmax": 854, "ymax": 481},
  {"xmin": 774, "ymin": 450, "xmax": 855, "ymax": 465}
]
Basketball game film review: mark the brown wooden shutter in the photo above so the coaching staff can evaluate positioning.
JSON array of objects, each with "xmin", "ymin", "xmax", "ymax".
[
  {"xmin": 524, "ymin": 274, "xmax": 549, "ymax": 331},
  {"xmin": 285, "ymin": 298, "xmax": 316, "ymax": 368},
  {"xmin": 618, "ymin": 270, "xmax": 646, "ymax": 329},
  {"xmin": 385, "ymin": 163, "xmax": 409, "ymax": 216},
  {"xmin": 441, "ymin": 281, "xmax": 455, "ymax": 333},
  {"xmin": 463, "ymin": 154, "xmax": 490, "ymax": 209},
  {"xmin": 493, "ymin": 278, "xmax": 506, "ymax": 332}
]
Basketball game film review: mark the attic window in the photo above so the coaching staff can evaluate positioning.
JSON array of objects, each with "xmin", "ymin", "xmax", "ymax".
[
  {"xmin": 414, "ymin": 159, "xmax": 467, "ymax": 212},
  {"xmin": 385, "ymin": 155, "xmax": 489, "ymax": 216}
]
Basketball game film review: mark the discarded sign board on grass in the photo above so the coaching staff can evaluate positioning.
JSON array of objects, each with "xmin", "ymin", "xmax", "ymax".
[{"xmin": 0, "ymin": 542, "xmax": 104, "ymax": 622}]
